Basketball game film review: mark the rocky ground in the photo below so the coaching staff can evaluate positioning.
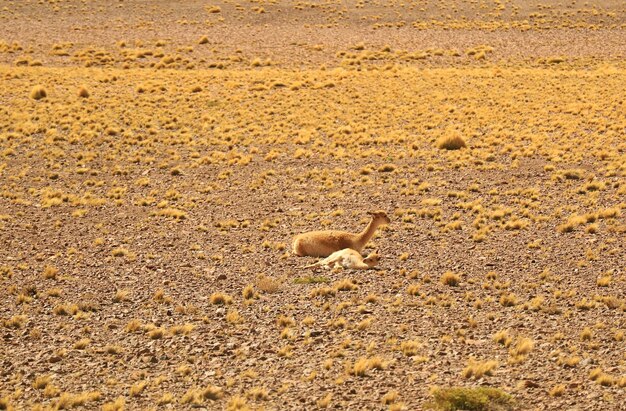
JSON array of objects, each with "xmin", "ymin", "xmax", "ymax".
[{"xmin": 0, "ymin": 1, "xmax": 625, "ymax": 410}]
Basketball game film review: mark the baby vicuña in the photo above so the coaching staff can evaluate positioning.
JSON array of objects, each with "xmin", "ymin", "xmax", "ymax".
[{"xmin": 304, "ymin": 248, "xmax": 380, "ymax": 270}]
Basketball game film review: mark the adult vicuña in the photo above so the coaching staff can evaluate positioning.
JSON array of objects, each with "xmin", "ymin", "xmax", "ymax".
[
  {"xmin": 304, "ymin": 248, "xmax": 380, "ymax": 270},
  {"xmin": 292, "ymin": 211, "xmax": 390, "ymax": 257}
]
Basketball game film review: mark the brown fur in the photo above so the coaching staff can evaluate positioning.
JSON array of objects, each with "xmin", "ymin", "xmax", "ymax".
[{"xmin": 292, "ymin": 211, "xmax": 390, "ymax": 257}]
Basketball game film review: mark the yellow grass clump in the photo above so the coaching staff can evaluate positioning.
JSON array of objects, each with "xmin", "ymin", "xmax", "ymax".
[
  {"xmin": 78, "ymin": 85, "xmax": 90, "ymax": 98},
  {"xmin": 43, "ymin": 265, "xmax": 58, "ymax": 279},
  {"xmin": 437, "ymin": 131, "xmax": 467, "ymax": 150},
  {"xmin": 462, "ymin": 359, "xmax": 498, "ymax": 379},
  {"xmin": 30, "ymin": 85, "xmax": 47, "ymax": 100},
  {"xmin": 441, "ymin": 271, "xmax": 461, "ymax": 286},
  {"xmin": 210, "ymin": 292, "xmax": 233, "ymax": 305}
]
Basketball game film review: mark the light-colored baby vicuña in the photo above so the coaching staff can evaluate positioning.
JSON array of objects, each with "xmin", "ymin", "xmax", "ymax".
[
  {"xmin": 304, "ymin": 249, "xmax": 380, "ymax": 270},
  {"xmin": 292, "ymin": 211, "xmax": 390, "ymax": 257}
]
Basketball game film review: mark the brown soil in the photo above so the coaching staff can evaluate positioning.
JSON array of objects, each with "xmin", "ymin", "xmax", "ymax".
[{"xmin": 1, "ymin": 1, "xmax": 625, "ymax": 410}]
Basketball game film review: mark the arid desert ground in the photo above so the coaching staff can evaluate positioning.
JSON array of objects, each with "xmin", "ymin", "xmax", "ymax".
[{"xmin": 1, "ymin": 0, "xmax": 625, "ymax": 410}]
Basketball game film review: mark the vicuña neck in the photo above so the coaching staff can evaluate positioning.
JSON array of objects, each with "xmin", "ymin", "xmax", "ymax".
[{"xmin": 355, "ymin": 218, "xmax": 379, "ymax": 249}]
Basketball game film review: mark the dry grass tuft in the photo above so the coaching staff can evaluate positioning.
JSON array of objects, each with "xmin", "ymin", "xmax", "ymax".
[
  {"xmin": 157, "ymin": 393, "xmax": 174, "ymax": 405},
  {"xmin": 441, "ymin": 271, "xmax": 461, "ymax": 286},
  {"xmin": 382, "ymin": 390, "xmax": 398, "ymax": 405},
  {"xmin": 430, "ymin": 386, "xmax": 515, "ymax": 411},
  {"xmin": 242, "ymin": 284, "xmax": 256, "ymax": 299},
  {"xmin": 317, "ymin": 393, "xmax": 332, "ymax": 408},
  {"xmin": 210, "ymin": 292, "xmax": 233, "ymax": 305},
  {"xmin": 33, "ymin": 375, "xmax": 52, "ymax": 389},
  {"xmin": 350, "ymin": 356, "xmax": 386, "ymax": 376},
  {"xmin": 113, "ymin": 289, "xmax": 130, "ymax": 303},
  {"xmin": 226, "ymin": 395, "xmax": 248, "ymax": 410},
  {"xmin": 509, "ymin": 337, "xmax": 534, "ymax": 358},
  {"xmin": 102, "ymin": 396, "xmax": 125, "ymax": 411},
  {"xmin": 437, "ymin": 132, "xmax": 466, "ymax": 150},
  {"xmin": 400, "ymin": 340, "xmax": 421, "ymax": 356},
  {"xmin": 30, "ymin": 85, "xmax": 47, "ymax": 100},
  {"xmin": 499, "ymin": 293, "xmax": 518, "ymax": 307},
  {"xmin": 0, "ymin": 397, "xmax": 13, "ymax": 410},
  {"xmin": 43, "ymin": 265, "xmax": 58, "ymax": 279},
  {"xmin": 493, "ymin": 329, "xmax": 512, "ymax": 347},
  {"xmin": 148, "ymin": 328, "xmax": 165, "ymax": 339},
  {"xmin": 55, "ymin": 391, "xmax": 102, "ymax": 409},
  {"xmin": 462, "ymin": 359, "xmax": 498, "ymax": 379},
  {"xmin": 334, "ymin": 278, "xmax": 358, "ymax": 291},
  {"xmin": 73, "ymin": 338, "xmax": 91, "ymax": 349},
  {"xmin": 125, "ymin": 319, "xmax": 142, "ymax": 333},
  {"xmin": 549, "ymin": 384, "xmax": 565, "ymax": 397},
  {"xmin": 129, "ymin": 380, "xmax": 148, "ymax": 397},
  {"xmin": 580, "ymin": 327, "xmax": 593, "ymax": 341},
  {"xmin": 256, "ymin": 275, "xmax": 281, "ymax": 294},
  {"xmin": 203, "ymin": 385, "xmax": 223, "ymax": 400},
  {"xmin": 78, "ymin": 86, "xmax": 90, "ymax": 98}
]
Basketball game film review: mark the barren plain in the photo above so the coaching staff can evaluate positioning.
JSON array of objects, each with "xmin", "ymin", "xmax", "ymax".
[{"xmin": 0, "ymin": 0, "xmax": 625, "ymax": 410}]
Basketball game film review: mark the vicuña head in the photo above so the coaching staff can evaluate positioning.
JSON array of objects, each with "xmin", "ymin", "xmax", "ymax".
[
  {"xmin": 367, "ymin": 211, "xmax": 391, "ymax": 225},
  {"xmin": 293, "ymin": 210, "xmax": 390, "ymax": 257},
  {"xmin": 362, "ymin": 250, "xmax": 380, "ymax": 268}
]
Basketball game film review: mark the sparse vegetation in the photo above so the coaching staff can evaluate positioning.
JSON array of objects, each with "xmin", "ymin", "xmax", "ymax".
[
  {"xmin": 436, "ymin": 132, "xmax": 467, "ymax": 150},
  {"xmin": 30, "ymin": 85, "xmax": 47, "ymax": 100},
  {"xmin": 462, "ymin": 359, "xmax": 498, "ymax": 379},
  {"xmin": 43, "ymin": 265, "xmax": 58, "ymax": 279},
  {"xmin": 429, "ymin": 386, "xmax": 515, "ymax": 411},
  {"xmin": 441, "ymin": 271, "xmax": 461, "ymax": 286},
  {"xmin": 78, "ymin": 85, "xmax": 89, "ymax": 98},
  {"xmin": 210, "ymin": 292, "xmax": 233, "ymax": 305},
  {"xmin": 1, "ymin": 1, "xmax": 624, "ymax": 409}
]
